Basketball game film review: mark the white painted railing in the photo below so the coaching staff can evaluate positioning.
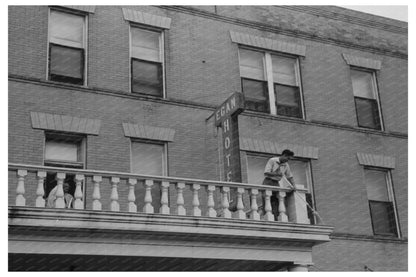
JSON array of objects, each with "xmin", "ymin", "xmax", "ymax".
[{"xmin": 9, "ymin": 163, "xmax": 310, "ymax": 224}]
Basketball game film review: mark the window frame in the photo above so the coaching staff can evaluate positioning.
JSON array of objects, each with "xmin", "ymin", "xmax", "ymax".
[
  {"xmin": 238, "ymin": 46, "xmax": 305, "ymax": 119},
  {"xmin": 47, "ymin": 8, "xmax": 88, "ymax": 86},
  {"xmin": 244, "ymin": 152, "xmax": 316, "ymax": 224},
  {"xmin": 363, "ymin": 167, "xmax": 400, "ymax": 238},
  {"xmin": 129, "ymin": 24, "xmax": 165, "ymax": 98},
  {"xmin": 129, "ymin": 139, "xmax": 168, "ymax": 176},
  {"xmin": 350, "ymin": 67, "xmax": 384, "ymax": 131},
  {"xmin": 43, "ymin": 132, "xmax": 87, "ymax": 209}
]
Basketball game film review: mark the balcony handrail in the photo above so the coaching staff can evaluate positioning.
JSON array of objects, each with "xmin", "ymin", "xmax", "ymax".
[{"xmin": 8, "ymin": 163, "xmax": 304, "ymax": 193}]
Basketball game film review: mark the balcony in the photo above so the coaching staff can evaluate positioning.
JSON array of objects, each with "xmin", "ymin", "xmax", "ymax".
[{"xmin": 9, "ymin": 163, "xmax": 333, "ymax": 271}]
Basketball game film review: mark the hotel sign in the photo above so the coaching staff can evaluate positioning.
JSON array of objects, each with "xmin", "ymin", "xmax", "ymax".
[{"xmin": 213, "ymin": 92, "xmax": 245, "ymax": 182}]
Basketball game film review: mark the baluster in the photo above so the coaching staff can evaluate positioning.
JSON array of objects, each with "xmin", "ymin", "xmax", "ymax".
[
  {"xmin": 249, "ymin": 188, "xmax": 260, "ymax": 220},
  {"xmin": 143, "ymin": 179, "xmax": 154, "ymax": 213},
  {"xmin": 192, "ymin": 184, "xmax": 201, "ymax": 216},
  {"xmin": 176, "ymin": 182, "xmax": 186, "ymax": 215},
  {"xmin": 15, "ymin": 170, "xmax": 27, "ymax": 206},
  {"xmin": 74, "ymin": 174, "xmax": 84, "ymax": 210},
  {"xmin": 264, "ymin": 190, "xmax": 274, "ymax": 221},
  {"xmin": 92, "ymin": 175, "xmax": 102, "ymax": 211},
  {"xmin": 35, "ymin": 171, "xmax": 46, "ymax": 207},
  {"xmin": 278, "ymin": 191, "xmax": 288, "ymax": 222},
  {"xmin": 236, "ymin": 187, "xmax": 245, "ymax": 219},
  {"xmin": 206, "ymin": 185, "xmax": 217, "ymax": 217},
  {"xmin": 160, "ymin": 181, "xmax": 170, "ymax": 214},
  {"xmin": 128, "ymin": 178, "xmax": 137, "ymax": 212},
  {"xmin": 55, "ymin": 173, "xmax": 66, "ymax": 208},
  {"xmin": 221, "ymin": 186, "xmax": 231, "ymax": 218},
  {"xmin": 110, "ymin": 177, "xmax": 120, "ymax": 212}
]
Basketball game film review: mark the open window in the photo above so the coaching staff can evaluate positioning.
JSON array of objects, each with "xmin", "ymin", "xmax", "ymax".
[{"xmin": 43, "ymin": 133, "xmax": 86, "ymax": 208}]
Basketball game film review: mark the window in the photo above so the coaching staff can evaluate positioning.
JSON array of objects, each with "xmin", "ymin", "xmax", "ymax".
[
  {"xmin": 130, "ymin": 27, "xmax": 163, "ymax": 97},
  {"xmin": 246, "ymin": 154, "xmax": 315, "ymax": 224},
  {"xmin": 48, "ymin": 9, "xmax": 86, "ymax": 85},
  {"xmin": 131, "ymin": 140, "xmax": 166, "ymax": 175},
  {"xmin": 43, "ymin": 133, "xmax": 86, "ymax": 208},
  {"xmin": 364, "ymin": 168, "xmax": 399, "ymax": 236},
  {"xmin": 350, "ymin": 68, "xmax": 382, "ymax": 130},
  {"xmin": 239, "ymin": 48, "xmax": 303, "ymax": 118}
]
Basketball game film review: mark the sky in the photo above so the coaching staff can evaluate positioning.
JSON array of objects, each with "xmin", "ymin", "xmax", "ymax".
[{"xmin": 340, "ymin": 5, "xmax": 408, "ymax": 22}]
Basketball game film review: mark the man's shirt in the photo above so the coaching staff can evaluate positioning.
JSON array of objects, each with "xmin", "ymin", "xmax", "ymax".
[{"xmin": 264, "ymin": 157, "xmax": 293, "ymax": 182}]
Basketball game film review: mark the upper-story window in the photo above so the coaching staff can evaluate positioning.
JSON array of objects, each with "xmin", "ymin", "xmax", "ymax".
[
  {"xmin": 130, "ymin": 27, "xmax": 164, "ymax": 97},
  {"xmin": 364, "ymin": 168, "xmax": 399, "ymax": 237},
  {"xmin": 130, "ymin": 140, "xmax": 166, "ymax": 175},
  {"xmin": 239, "ymin": 48, "xmax": 303, "ymax": 118},
  {"xmin": 350, "ymin": 68, "xmax": 383, "ymax": 130},
  {"xmin": 48, "ymin": 9, "xmax": 87, "ymax": 85}
]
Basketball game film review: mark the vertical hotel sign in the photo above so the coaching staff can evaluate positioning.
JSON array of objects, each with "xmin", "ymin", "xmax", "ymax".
[{"xmin": 214, "ymin": 92, "xmax": 245, "ymax": 182}]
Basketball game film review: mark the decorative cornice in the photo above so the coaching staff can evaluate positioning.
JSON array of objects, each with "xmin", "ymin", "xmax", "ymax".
[
  {"xmin": 159, "ymin": 6, "xmax": 407, "ymax": 59},
  {"xmin": 122, "ymin": 8, "xmax": 171, "ymax": 29},
  {"xmin": 122, "ymin": 122, "xmax": 175, "ymax": 142},
  {"xmin": 240, "ymin": 137, "xmax": 319, "ymax": 159},
  {"xmin": 230, "ymin": 31, "xmax": 306, "ymax": 56},
  {"xmin": 30, "ymin": 112, "xmax": 101, "ymax": 135},
  {"xmin": 342, "ymin": 53, "xmax": 382, "ymax": 70},
  {"xmin": 356, "ymin": 152, "xmax": 395, "ymax": 169}
]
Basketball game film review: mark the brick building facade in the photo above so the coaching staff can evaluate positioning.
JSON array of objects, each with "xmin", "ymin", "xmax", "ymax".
[{"xmin": 8, "ymin": 6, "xmax": 407, "ymax": 271}]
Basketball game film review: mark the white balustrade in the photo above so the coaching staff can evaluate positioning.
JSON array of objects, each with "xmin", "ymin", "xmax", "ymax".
[
  {"xmin": 221, "ymin": 186, "xmax": 231, "ymax": 218},
  {"xmin": 128, "ymin": 178, "xmax": 137, "ymax": 212},
  {"xmin": 264, "ymin": 190, "xmax": 274, "ymax": 221},
  {"xmin": 192, "ymin": 184, "xmax": 201, "ymax": 216},
  {"xmin": 236, "ymin": 187, "xmax": 245, "ymax": 219},
  {"xmin": 16, "ymin": 170, "xmax": 27, "ymax": 206},
  {"xmin": 176, "ymin": 182, "xmax": 186, "ymax": 216},
  {"xmin": 110, "ymin": 177, "xmax": 120, "ymax": 212},
  {"xmin": 92, "ymin": 175, "xmax": 102, "ymax": 211},
  {"xmin": 206, "ymin": 185, "xmax": 216, "ymax": 217},
  {"xmin": 55, "ymin": 173, "xmax": 66, "ymax": 208},
  {"xmin": 249, "ymin": 188, "xmax": 260, "ymax": 220},
  {"xmin": 35, "ymin": 171, "xmax": 46, "ymax": 208},
  {"xmin": 278, "ymin": 191, "xmax": 288, "ymax": 222},
  {"xmin": 160, "ymin": 181, "xmax": 170, "ymax": 214},
  {"xmin": 143, "ymin": 179, "xmax": 154, "ymax": 213},
  {"xmin": 74, "ymin": 174, "xmax": 84, "ymax": 210},
  {"xmin": 9, "ymin": 164, "xmax": 309, "ymax": 225}
]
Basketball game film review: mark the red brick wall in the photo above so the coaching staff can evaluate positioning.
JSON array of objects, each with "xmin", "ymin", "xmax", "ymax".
[{"xmin": 8, "ymin": 5, "xmax": 407, "ymax": 271}]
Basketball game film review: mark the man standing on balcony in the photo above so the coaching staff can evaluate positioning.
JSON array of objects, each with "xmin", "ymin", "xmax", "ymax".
[{"xmin": 261, "ymin": 149, "xmax": 296, "ymax": 220}]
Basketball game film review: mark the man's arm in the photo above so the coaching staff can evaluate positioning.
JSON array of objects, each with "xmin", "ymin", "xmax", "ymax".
[{"xmin": 264, "ymin": 159, "xmax": 282, "ymax": 178}]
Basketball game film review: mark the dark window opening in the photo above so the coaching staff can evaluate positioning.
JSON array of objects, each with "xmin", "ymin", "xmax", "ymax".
[
  {"xmin": 274, "ymin": 84, "xmax": 301, "ymax": 118},
  {"xmin": 354, "ymin": 97, "xmax": 381, "ymax": 130},
  {"xmin": 49, "ymin": 43, "xmax": 84, "ymax": 85},
  {"xmin": 131, "ymin": 58, "xmax": 163, "ymax": 97},
  {"xmin": 241, "ymin": 78, "xmax": 269, "ymax": 113},
  {"xmin": 369, "ymin": 200, "xmax": 397, "ymax": 236}
]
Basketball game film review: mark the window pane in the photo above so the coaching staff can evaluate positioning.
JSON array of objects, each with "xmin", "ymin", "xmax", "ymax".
[
  {"xmin": 242, "ymin": 79, "xmax": 269, "ymax": 113},
  {"xmin": 45, "ymin": 140, "xmax": 79, "ymax": 162},
  {"xmin": 369, "ymin": 201, "xmax": 397, "ymax": 236},
  {"xmin": 272, "ymin": 55, "xmax": 297, "ymax": 86},
  {"xmin": 288, "ymin": 160, "xmax": 308, "ymax": 190},
  {"xmin": 275, "ymin": 84, "xmax": 301, "ymax": 117},
  {"xmin": 239, "ymin": 49, "xmax": 265, "ymax": 80},
  {"xmin": 50, "ymin": 10, "xmax": 84, "ymax": 48},
  {"xmin": 351, "ymin": 69, "xmax": 375, "ymax": 99},
  {"xmin": 131, "ymin": 142, "xmax": 164, "ymax": 175},
  {"xmin": 247, "ymin": 155, "xmax": 269, "ymax": 185},
  {"xmin": 355, "ymin": 97, "xmax": 381, "ymax": 129},
  {"xmin": 132, "ymin": 59, "xmax": 163, "ymax": 96},
  {"xmin": 364, "ymin": 169, "xmax": 389, "ymax": 201},
  {"xmin": 50, "ymin": 44, "xmax": 83, "ymax": 84},
  {"xmin": 131, "ymin": 28, "xmax": 160, "ymax": 62}
]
